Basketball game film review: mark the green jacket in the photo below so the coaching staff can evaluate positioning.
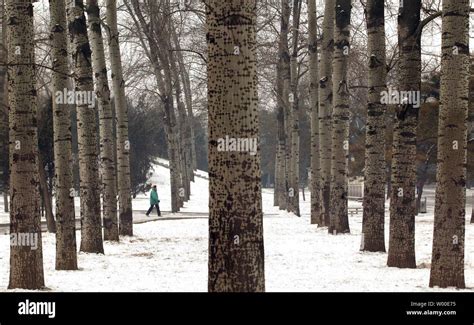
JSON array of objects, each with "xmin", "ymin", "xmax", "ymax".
[{"xmin": 150, "ymin": 188, "xmax": 159, "ymax": 205}]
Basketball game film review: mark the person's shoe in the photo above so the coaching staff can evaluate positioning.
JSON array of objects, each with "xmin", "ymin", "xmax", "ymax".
[{"xmin": 146, "ymin": 213, "xmax": 149, "ymax": 217}]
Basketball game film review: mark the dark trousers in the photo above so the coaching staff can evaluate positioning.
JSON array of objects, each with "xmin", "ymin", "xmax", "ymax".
[{"xmin": 146, "ymin": 204, "xmax": 161, "ymax": 216}]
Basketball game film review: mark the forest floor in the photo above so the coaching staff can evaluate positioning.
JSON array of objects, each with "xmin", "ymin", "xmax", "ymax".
[{"xmin": 0, "ymin": 160, "xmax": 473, "ymax": 291}]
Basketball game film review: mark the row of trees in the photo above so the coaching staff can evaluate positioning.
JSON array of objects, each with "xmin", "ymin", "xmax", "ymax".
[
  {"xmin": 1, "ymin": 0, "xmax": 203, "ymax": 289},
  {"xmin": 304, "ymin": 0, "xmax": 469, "ymax": 288},
  {"xmin": 222, "ymin": 0, "xmax": 471, "ymax": 290},
  {"xmin": 2, "ymin": 0, "xmax": 137, "ymax": 289}
]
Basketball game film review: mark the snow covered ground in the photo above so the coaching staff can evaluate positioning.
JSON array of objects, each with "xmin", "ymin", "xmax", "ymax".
[{"xmin": 0, "ymin": 161, "xmax": 473, "ymax": 292}]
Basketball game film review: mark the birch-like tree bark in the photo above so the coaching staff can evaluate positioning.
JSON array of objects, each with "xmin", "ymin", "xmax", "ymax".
[
  {"xmin": 318, "ymin": 0, "xmax": 335, "ymax": 227},
  {"xmin": 207, "ymin": 0, "xmax": 265, "ymax": 292},
  {"xmin": 288, "ymin": 0, "xmax": 301, "ymax": 217},
  {"xmin": 171, "ymin": 26, "xmax": 197, "ymax": 181},
  {"xmin": 50, "ymin": 0, "xmax": 78, "ymax": 270},
  {"xmin": 7, "ymin": 0, "xmax": 45, "ymax": 289},
  {"xmin": 308, "ymin": 0, "xmax": 321, "ymax": 224},
  {"xmin": 67, "ymin": 0, "xmax": 104, "ymax": 253},
  {"xmin": 329, "ymin": 0, "xmax": 351, "ymax": 234},
  {"xmin": 361, "ymin": 0, "xmax": 386, "ymax": 252},
  {"xmin": 0, "ymin": 0, "xmax": 8, "ymax": 212},
  {"xmin": 471, "ymin": 56, "xmax": 474, "ymax": 225},
  {"xmin": 387, "ymin": 0, "xmax": 421, "ymax": 268},
  {"xmin": 429, "ymin": 0, "xmax": 469, "ymax": 289},
  {"xmin": 274, "ymin": 0, "xmax": 290, "ymax": 210},
  {"xmin": 86, "ymin": 0, "xmax": 118, "ymax": 241},
  {"xmin": 105, "ymin": 0, "xmax": 133, "ymax": 236}
]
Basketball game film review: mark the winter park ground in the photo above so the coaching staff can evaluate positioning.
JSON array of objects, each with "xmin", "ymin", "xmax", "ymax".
[{"xmin": 0, "ymin": 160, "xmax": 473, "ymax": 292}]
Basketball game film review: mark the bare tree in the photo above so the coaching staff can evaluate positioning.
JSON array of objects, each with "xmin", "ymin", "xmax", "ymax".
[
  {"xmin": 274, "ymin": 0, "xmax": 290, "ymax": 210},
  {"xmin": 318, "ymin": 0, "xmax": 335, "ymax": 228},
  {"xmin": 7, "ymin": 0, "xmax": 45, "ymax": 289},
  {"xmin": 429, "ymin": 0, "xmax": 469, "ymax": 289},
  {"xmin": 387, "ymin": 0, "xmax": 421, "ymax": 268},
  {"xmin": 67, "ymin": 0, "xmax": 104, "ymax": 253},
  {"xmin": 309, "ymin": 0, "xmax": 321, "ymax": 224},
  {"xmin": 49, "ymin": 0, "xmax": 78, "ymax": 269},
  {"xmin": 361, "ymin": 0, "xmax": 386, "ymax": 252},
  {"xmin": 0, "ymin": 0, "xmax": 9, "ymax": 214},
  {"xmin": 86, "ymin": 0, "xmax": 119, "ymax": 241},
  {"xmin": 207, "ymin": 0, "xmax": 265, "ymax": 292},
  {"xmin": 288, "ymin": 0, "xmax": 302, "ymax": 217},
  {"xmin": 329, "ymin": 0, "xmax": 351, "ymax": 235},
  {"xmin": 106, "ymin": 0, "xmax": 134, "ymax": 236}
]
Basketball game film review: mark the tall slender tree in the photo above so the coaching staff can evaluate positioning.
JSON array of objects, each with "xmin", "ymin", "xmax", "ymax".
[
  {"xmin": 105, "ymin": 0, "xmax": 133, "ymax": 236},
  {"xmin": 274, "ymin": 0, "xmax": 290, "ymax": 210},
  {"xmin": 171, "ymin": 26, "xmax": 197, "ymax": 183},
  {"xmin": 309, "ymin": 0, "xmax": 321, "ymax": 224},
  {"xmin": 86, "ymin": 0, "xmax": 119, "ymax": 241},
  {"xmin": 207, "ymin": 0, "xmax": 265, "ymax": 292},
  {"xmin": 329, "ymin": 0, "xmax": 351, "ymax": 234},
  {"xmin": 288, "ymin": 0, "xmax": 302, "ymax": 217},
  {"xmin": 0, "ymin": 0, "xmax": 8, "ymax": 212},
  {"xmin": 7, "ymin": 0, "xmax": 45, "ymax": 289},
  {"xmin": 387, "ymin": 0, "xmax": 421, "ymax": 268},
  {"xmin": 67, "ymin": 0, "xmax": 104, "ymax": 253},
  {"xmin": 49, "ymin": 0, "xmax": 78, "ymax": 270},
  {"xmin": 361, "ymin": 0, "xmax": 386, "ymax": 252},
  {"xmin": 429, "ymin": 0, "xmax": 469, "ymax": 289},
  {"xmin": 318, "ymin": 0, "xmax": 335, "ymax": 228}
]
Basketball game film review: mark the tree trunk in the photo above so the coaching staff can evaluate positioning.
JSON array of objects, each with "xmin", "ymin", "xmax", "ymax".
[
  {"xmin": 207, "ymin": 0, "xmax": 265, "ymax": 292},
  {"xmin": 105, "ymin": 0, "xmax": 133, "ymax": 237},
  {"xmin": 274, "ymin": 0, "xmax": 290, "ymax": 210},
  {"xmin": 318, "ymin": 0, "xmax": 335, "ymax": 228},
  {"xmin": 3, "ymin": 191, "xmax": 8, "ymax": 213},
  {"xmin": 169, "ymin": 31, "xmax": 190, "ymax": 204},
  {"xmin": 387, "ymin": 0, "xmax": 421, "ymax": 268},
  {"xmin": 67, "ymin": 0, "xmax": 104, "ymax": 254},
  {"xmin": 470, "ymin": 52, "xmax": 474, "ymax": 225},
  {"xmin": 49, "ymin": 0, "xmax": 78, "ymax": 270},
  {"xmin": 429, "ymin": 0, "xmax": 469, "ymax": 289},
  {"xmin": 329, "ymin": 0, "xmax": 351, "ymax": 235},
  {"xmin": 6, "ymin": 0, "xmax": 45, "ymax": 289},
  {"xmin": 38, "ymin": 156, "xmax": 56, "ymax": 233},
  {"xmin": 309, "ymin": 0, "xmax": 321, "ymax": 225},
  {"xmin": 361, "ymin": 0, "xmax": 386, "ymax": 252},
  {"xmin": 283, "ymin": 15, "xmax": 292, "ymax": 214},
  {"xmin": 171, "ymin": 27, "xmax": 197, "ymax": 179},
  {"xmin": 0, "ymin": 0, "xmax": 9, "ymax": 212},
  {"xmin": 86, "ymin": 0, "xmax": 119, "ymax": 242},
  {"xmin": 288, "ymin": 0, "xmax": 301, "ymax": 217}
]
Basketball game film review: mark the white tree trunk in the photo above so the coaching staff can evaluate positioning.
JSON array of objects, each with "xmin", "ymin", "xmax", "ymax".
[
  {"xmin": 318, "ymin": 0, "xmax": 335, "ymax": 227},
  {"xmin": 308, "ymin": 0, "xmax": 321, "ymax": 225},
  {"xmin": 86, "ymin": 0, "xmax": 119, "ymax": 242},
  {"xmin": 67, "ymin": 0, "xmax": 104, "ymax": 254},
  {"xmin": 361, "ymin": 0, "xmax": 386, "ymax": 252},
  {"xmin": 7, "ymin": 0, "xmax": 45, "ymax": 289},
  {"xmin": 429, "ymin": 0, "xmax": 469, "ymax": 289},
  {"xmin": 207, "ymin": 0, "xmax": 265, "ymax": 292},
  {"xmin": 329, "ymin": 0, "xmax": 351, "ymax": 234},
  {"xmin": 105, "ymin": 0, "xmax": 133, "ymax": 236}
]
